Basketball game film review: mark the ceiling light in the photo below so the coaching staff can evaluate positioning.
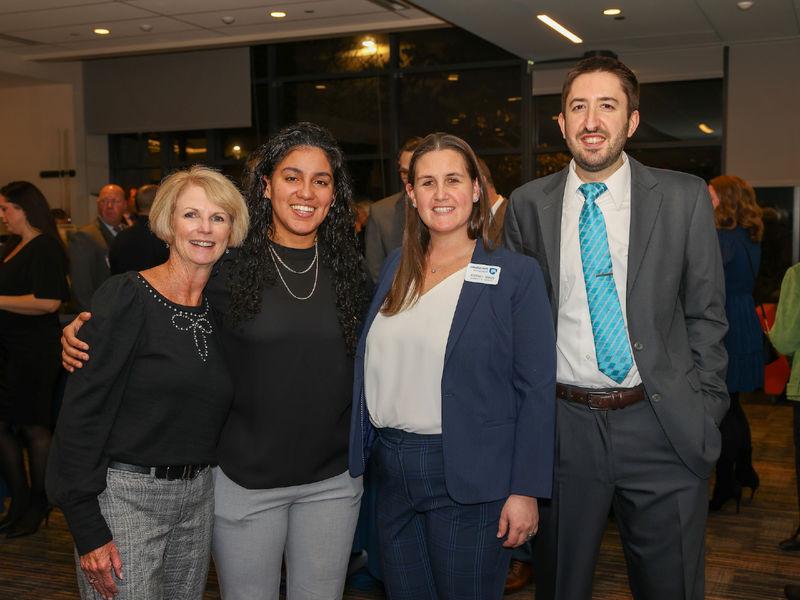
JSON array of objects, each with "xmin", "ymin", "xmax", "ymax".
[
  {"xmin": 361, "ymin": 37, "xmax": 376, "ymax": 49},
  {"xmin": 447, "ymin": 73, "xmax": 459, "ymax": 82},
  {"xmin": 315, "ymin": 84, "xmax": 327, "ymax": 90},
  {"xmin": 603, "ymin": 8, "xmax": 622, "ymax": 16},
  {"xmin": 737, "ymin": 1, "xmax": 755, "ymax": 10},
  {"xmin": 698, "ymin": 123, "xmax": 715, "ymax": 134},
  {"xmin": 139, "ymin": 24, "xmax": 153, "ymax": 32},
  {"xmin": 232, "ymin": 145, "xmax": 241, "ymax": 152},
  {"xmin": 270, "ymin": 11, "xmax": 287, "ymax": 18},
  {"xmin": 507, "ymin": 96, "xmax": 522, "ymax": 102},
  {"xmin": 93, "ymin": 28, "xmax": 110, "ymax": 35},
  {"xmin": 536, "ymin": 15, "xmax": 583, "ymax": 44},
  {"xmin": 221, "ymin": 16, "xmax": 235, "ymax": 24}
]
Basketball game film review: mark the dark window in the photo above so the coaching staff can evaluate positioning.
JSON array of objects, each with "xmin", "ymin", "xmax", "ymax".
[
  {"xmin": 280, "ymin": 77, "xmax": 390, "ymax": 156},
  {"xmin": 754, "ymin": 187, "xmax": 795, "ymax": 303},
  {"xmin": 635, "ymin": 80, "xmax": 723, "ymax": 143},
  {"xmin": 274, "ymin": 34, "xmax": 390, "ymax": 76},
  {"xmin": 399, "ymin": 67, "xmax": 522, "ymax": 150},
  {"xmin": 397, "ymin": 28, "xmax": 515, "ymax": 68}
]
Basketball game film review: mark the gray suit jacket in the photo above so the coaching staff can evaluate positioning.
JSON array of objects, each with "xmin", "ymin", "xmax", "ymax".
[
  {"xmin": 68, "ymin": 219, "xmax": 114, "ymax": 313},
  {"xmin": 504, "ymin": 157, "xmax": 729, "ymax": 477},
  {"xmin": 364, "ymin": 191, "xmax": 407, "ymax": 282}
]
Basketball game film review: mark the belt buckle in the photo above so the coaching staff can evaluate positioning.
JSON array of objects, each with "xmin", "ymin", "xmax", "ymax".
[{"xmin": 586, "ymin": 391, "xmax": 608, "ymax": 411}]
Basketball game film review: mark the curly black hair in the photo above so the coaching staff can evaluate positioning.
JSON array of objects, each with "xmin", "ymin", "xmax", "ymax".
[{"xmin": 227, "ymin": 122, "xmax": 371, "ymax": 354}]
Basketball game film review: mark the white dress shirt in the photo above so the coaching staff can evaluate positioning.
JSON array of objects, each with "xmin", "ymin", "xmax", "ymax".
[
  {"xmin": 557, "ymin": 153, "xmax": 641, "ymax": 389},
  {"xmin": 364, "ymin": 268, "xmax": 465, "ymax": 434}
]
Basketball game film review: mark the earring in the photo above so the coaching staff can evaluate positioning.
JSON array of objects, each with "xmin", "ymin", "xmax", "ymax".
[
  {"xmin": 225, "ymin": 248, "xmax": 230, "ymax": 255},
  {"xmin": 165, "ymin": 242, "xmax": 169, "ymax": 249},
  {"xmin": 473, "ymin": 196, "xmax": 479, "ymax": 203},
  {"xmin": 412, "ymin": 202, "xmax": 417, "ymax": 208}
]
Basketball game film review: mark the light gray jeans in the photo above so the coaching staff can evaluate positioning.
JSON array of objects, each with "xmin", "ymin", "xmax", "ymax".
[
  {"xmin": 76, "ymin": 466, "xmax": 214, "ymax": 600},
  {"xmin": 212, "ymin": 468, "xmax": 363, "ymax": 600}
]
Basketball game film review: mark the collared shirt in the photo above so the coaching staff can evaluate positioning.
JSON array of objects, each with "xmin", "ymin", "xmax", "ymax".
[
  {"xmin": 100, "ymin": 219, "xmax": 121, "ymax": 238},
  {"xmin": 557, "ymin": 152, "xmax": 641, "ymax": 389},
  {"xmin": 490, "ymin": 195, "xmax": 505, "ymax": 216}
]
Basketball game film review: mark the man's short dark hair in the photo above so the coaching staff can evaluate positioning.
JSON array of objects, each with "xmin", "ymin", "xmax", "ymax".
[
  {"xmin": 398, "ymin": 136, "xmax": 423, "ymax": 160},
  {"xmin": 561, "ymin": 56, "xmax": 640, "ymax": 117},
  {"xmin": 136, "ymin": 184, "xmax": 159, "ymax": 213}
]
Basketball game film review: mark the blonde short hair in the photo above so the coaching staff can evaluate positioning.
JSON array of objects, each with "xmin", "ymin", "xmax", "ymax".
[{"xmin": 150, "ymin": 165, "xmax": 249, "ymax": 247}]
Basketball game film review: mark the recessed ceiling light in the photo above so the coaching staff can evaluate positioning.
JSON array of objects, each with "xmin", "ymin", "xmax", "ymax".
[
  {"xmin": 361, "ymin": 37, "xmax": 376, "ymax": 49},
  {"xmin": 315, "ymin": 84, "xmax": 327, "ymax": 90},
  {"xmin": 447, "ymin": 73, "xmax": 459, "ymax": 82},
  {"xmin": 737, "ymin": 1, "xmax": 755, "ymax": 10},
  {"xmin": 139, "ymin": 23, "xmax": 153, "ymax": 32},
  {"xmin": 270, "ymin": 11, "xmax": 287, "ymax": 18},
  {"xmin": 698, "ymin": 123, "xmax": 715, "ymax": 134},
  {"xmin": 93, "ymin": 28, "xmax": 110, "ymax": 35},
  {"xmin": 603, "ymin": 8, "xmax": 622, "ymax": 16},
  {"xmin": 221, "ymin": 16, "xmax": 235, "ymax": 24},
  {"xmin": 232, "ymin": 145, "xmax": 241, "ymax": 152},
  {"xmin": 536, "ymin": 15, "xmax": 583, "ymax": 44}
]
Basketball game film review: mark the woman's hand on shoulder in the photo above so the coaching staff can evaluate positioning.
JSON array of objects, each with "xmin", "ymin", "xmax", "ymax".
[
  {"xmin": 79, "ymin": 540, "xmax": 123, "ymax": 599},
  {"xmin": 497, "ymin": 494, "xmax": 539, "ymax": 548},
  {"xmin": 61, "ymin": 312, "xmax": 92, "ymax": 372}
]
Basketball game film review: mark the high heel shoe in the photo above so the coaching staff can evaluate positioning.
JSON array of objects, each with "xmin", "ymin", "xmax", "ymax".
[
  {"xmin": 736, "ymin": 467, "xmax": 760, "ymax": 501},
  {"xmin": 779, "ymin": 524, "xmax": 800, "ymax": 552},
  {"xmin": 5, "ymin": 503, "xmax": 51, "ymax": 539},
  {"xmin": 709, "ymin": 482, "xmax": 742, "ymax": 513}
]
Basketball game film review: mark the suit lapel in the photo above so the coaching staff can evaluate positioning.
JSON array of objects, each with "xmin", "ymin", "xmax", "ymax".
[
  {"xmin": 538, "ymin": 169, "xmax": 568, "ymax": 306},
  {"xmin": 443, "ymin": 240, "xmax": 490, "ymax": 368},
  {"xmin": 626, "ymin": 158, "xmax": 662, "ymax": 295}
]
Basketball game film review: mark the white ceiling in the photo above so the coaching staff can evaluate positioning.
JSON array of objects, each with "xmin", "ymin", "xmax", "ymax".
[
  {"xmin": 409, "ymin": 0, "xmax": 800, "ymax": 62},
  {"xmin": 0, "ymin": 0, "xmax": 442, "ymax": 61}
]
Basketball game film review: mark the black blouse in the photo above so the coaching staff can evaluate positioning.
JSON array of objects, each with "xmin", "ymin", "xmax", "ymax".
[
  {"xmin": 48, "ymin": 273, "xmax": 233, "ymax": 555},
  {"xmin": 0, "ymin": 234, "xmax": 69, "ymax": 337},
  {"xmin": 207, "ymin": 243, "xmax": 352, "ymax": 490}
]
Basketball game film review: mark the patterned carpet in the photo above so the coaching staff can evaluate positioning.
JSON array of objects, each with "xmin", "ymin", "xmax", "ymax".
[{"xmin": 1, "ymin": 394, "xmax": 797, "ymax": 599}]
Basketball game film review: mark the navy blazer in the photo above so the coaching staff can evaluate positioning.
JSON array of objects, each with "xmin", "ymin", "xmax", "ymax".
[{"xmin": 349, "ymin": 240, "xmax": 556, "ymax": 503}]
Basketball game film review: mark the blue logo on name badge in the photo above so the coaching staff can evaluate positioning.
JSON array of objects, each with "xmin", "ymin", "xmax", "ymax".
[{"xmin": 489, "ymin": 267, "xmax": 497, "ymax": 275}]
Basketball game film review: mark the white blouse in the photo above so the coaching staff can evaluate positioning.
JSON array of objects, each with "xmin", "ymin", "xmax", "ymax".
[{"xmin": 365, "ymin": 268, "xmax": 465, "ymax": 434}]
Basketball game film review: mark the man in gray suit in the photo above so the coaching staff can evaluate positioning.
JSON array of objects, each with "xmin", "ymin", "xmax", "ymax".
[
  {"xmin": 68, "ymin": 184, "xmax": 127, "ymax": 312},
  {"xmin": 504, "ymin": 57, "xmax": 728, "ymax": 600},
  {"xmin": 364, "ymin": 137, "xmax": 421, "ymax": 281}
]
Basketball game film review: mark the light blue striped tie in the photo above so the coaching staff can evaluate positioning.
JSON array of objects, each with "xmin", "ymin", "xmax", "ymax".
[{"xmin": 578, "ymin": 182, "xmax": 633, "ymax": 384}]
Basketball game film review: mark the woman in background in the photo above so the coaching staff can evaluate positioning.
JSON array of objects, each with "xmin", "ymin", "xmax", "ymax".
[
  {"xmin": 0, "ymin": 181, "xmax": 69, "ymax": 538},
  {"xmin": 708, "ymin": 175, "xmax": 764, "ymax": 511}
]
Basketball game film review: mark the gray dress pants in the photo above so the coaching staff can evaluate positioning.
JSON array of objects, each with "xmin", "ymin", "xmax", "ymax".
[{"xmin": 534, "ymin": 398, "xmax": 708, "ymax": 600}]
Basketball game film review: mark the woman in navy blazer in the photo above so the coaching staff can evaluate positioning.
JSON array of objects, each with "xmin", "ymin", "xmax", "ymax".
[{"xmin": 349, "ymin": 133, "xmax": 556, "ymax": 600}]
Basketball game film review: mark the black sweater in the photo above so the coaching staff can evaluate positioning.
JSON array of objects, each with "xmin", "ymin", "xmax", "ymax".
[{"xmin": 47, "ymin": 273, "xmax": 233, "ymax": 555}]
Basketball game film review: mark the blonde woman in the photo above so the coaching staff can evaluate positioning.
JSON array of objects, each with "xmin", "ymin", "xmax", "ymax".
[{"xmin": 47, "ymin": 166, "xmax": 248, "ymax": 599}]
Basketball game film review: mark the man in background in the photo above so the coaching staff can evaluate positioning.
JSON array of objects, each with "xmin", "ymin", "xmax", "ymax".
[{"xmin": 109, "ymin": 184, "xmax": 168, "ymax": 274}]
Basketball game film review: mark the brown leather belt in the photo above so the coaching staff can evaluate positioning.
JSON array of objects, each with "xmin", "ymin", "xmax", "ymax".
[{"xmin": 556, "ymin": 383, "xmax": 645, "ymax": 410}]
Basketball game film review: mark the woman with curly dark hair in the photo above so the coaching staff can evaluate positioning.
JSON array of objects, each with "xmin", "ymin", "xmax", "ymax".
[{"xmin": 708, "ymin": 174, "xmax": 764, "ymax": 512}]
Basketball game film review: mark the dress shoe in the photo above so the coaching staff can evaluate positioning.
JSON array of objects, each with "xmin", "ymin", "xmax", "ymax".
[
  {"xmin": 5, "ymin": 503, "xmax": 50, "ymax": 539},
  {"xmin": 786, "ymin": 583, "xmax": 800, "ymax": 600},
  {"xmin": 504, "ymin": 559, "xmax": 533, "ymax": 594},
  {"xmin": 736, "ymin": 466, "xmax": 760, "ymax": 501},
  {"xmin": 780, "ymin": 525, "xmax": 800, "ymax": 552},
  {"xmin": 709, "ymin": 482, "xmax": 742, "ymax": 513}
]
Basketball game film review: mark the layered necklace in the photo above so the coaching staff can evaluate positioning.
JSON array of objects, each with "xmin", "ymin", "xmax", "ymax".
[{"xmin": 268, "ymin": 240, "xmax": 319, "ymax": 300}]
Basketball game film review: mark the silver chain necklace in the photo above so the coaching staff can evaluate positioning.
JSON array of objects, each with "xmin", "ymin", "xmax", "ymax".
[{"xmin": 268, "ymin": 241, "xmax": 319, "ymax": 301}]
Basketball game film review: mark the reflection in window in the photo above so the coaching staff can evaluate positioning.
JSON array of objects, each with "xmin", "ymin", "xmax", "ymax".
[
  {"xmin": 274, "ymin": 34, "xmax": 389, "ymax": 76},
  {"xmin": 634, "ymin": 80, "xmax": 723, "ymax": 143},
  {"xmin": 282, "ymin": 78, "xmax": 390, "ymax": 156},
  {"xmin": 477, "ymin": 154, "xmax": 522, "ymax": 196},
  {"xmin": 222, "ymin": 128, "xmax": 257, "ymax": 162},
  {"xmin": 399, "ymin": 67, "xmax": 521, "ymax": 150},
  {"xmin": 535, "ymin": 152, "xmax": 571, "ymax": 178},
  {"xmin": 754, "ymin": 187, "xmax": 795, "ymax": 303},
  {"xmin": 397, "ymin": 28, "xmax": 515, "ymax": 68},
  {"xmin": 348, "ymin": 159, "xmax": 393, "ymax": 202}
]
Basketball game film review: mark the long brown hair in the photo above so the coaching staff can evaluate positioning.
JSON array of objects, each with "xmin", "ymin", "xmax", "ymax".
[
  {"xmin": 381, "ymin": 133, "xmax": 490, "ymax": 315},
  {"xmin": 710, "ymin": 175, "xmax": 763, "ymax": 242}
]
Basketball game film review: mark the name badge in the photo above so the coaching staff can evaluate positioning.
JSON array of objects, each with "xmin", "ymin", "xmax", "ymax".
[{"xmin": 465, "ymin": 263, "xmax": 501, "ymax": 285}]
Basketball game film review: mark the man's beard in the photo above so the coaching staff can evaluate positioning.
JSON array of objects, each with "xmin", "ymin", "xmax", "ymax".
[{"xmin": 567, "ymin": 126, "xmax": 628, "ymax": 174}]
